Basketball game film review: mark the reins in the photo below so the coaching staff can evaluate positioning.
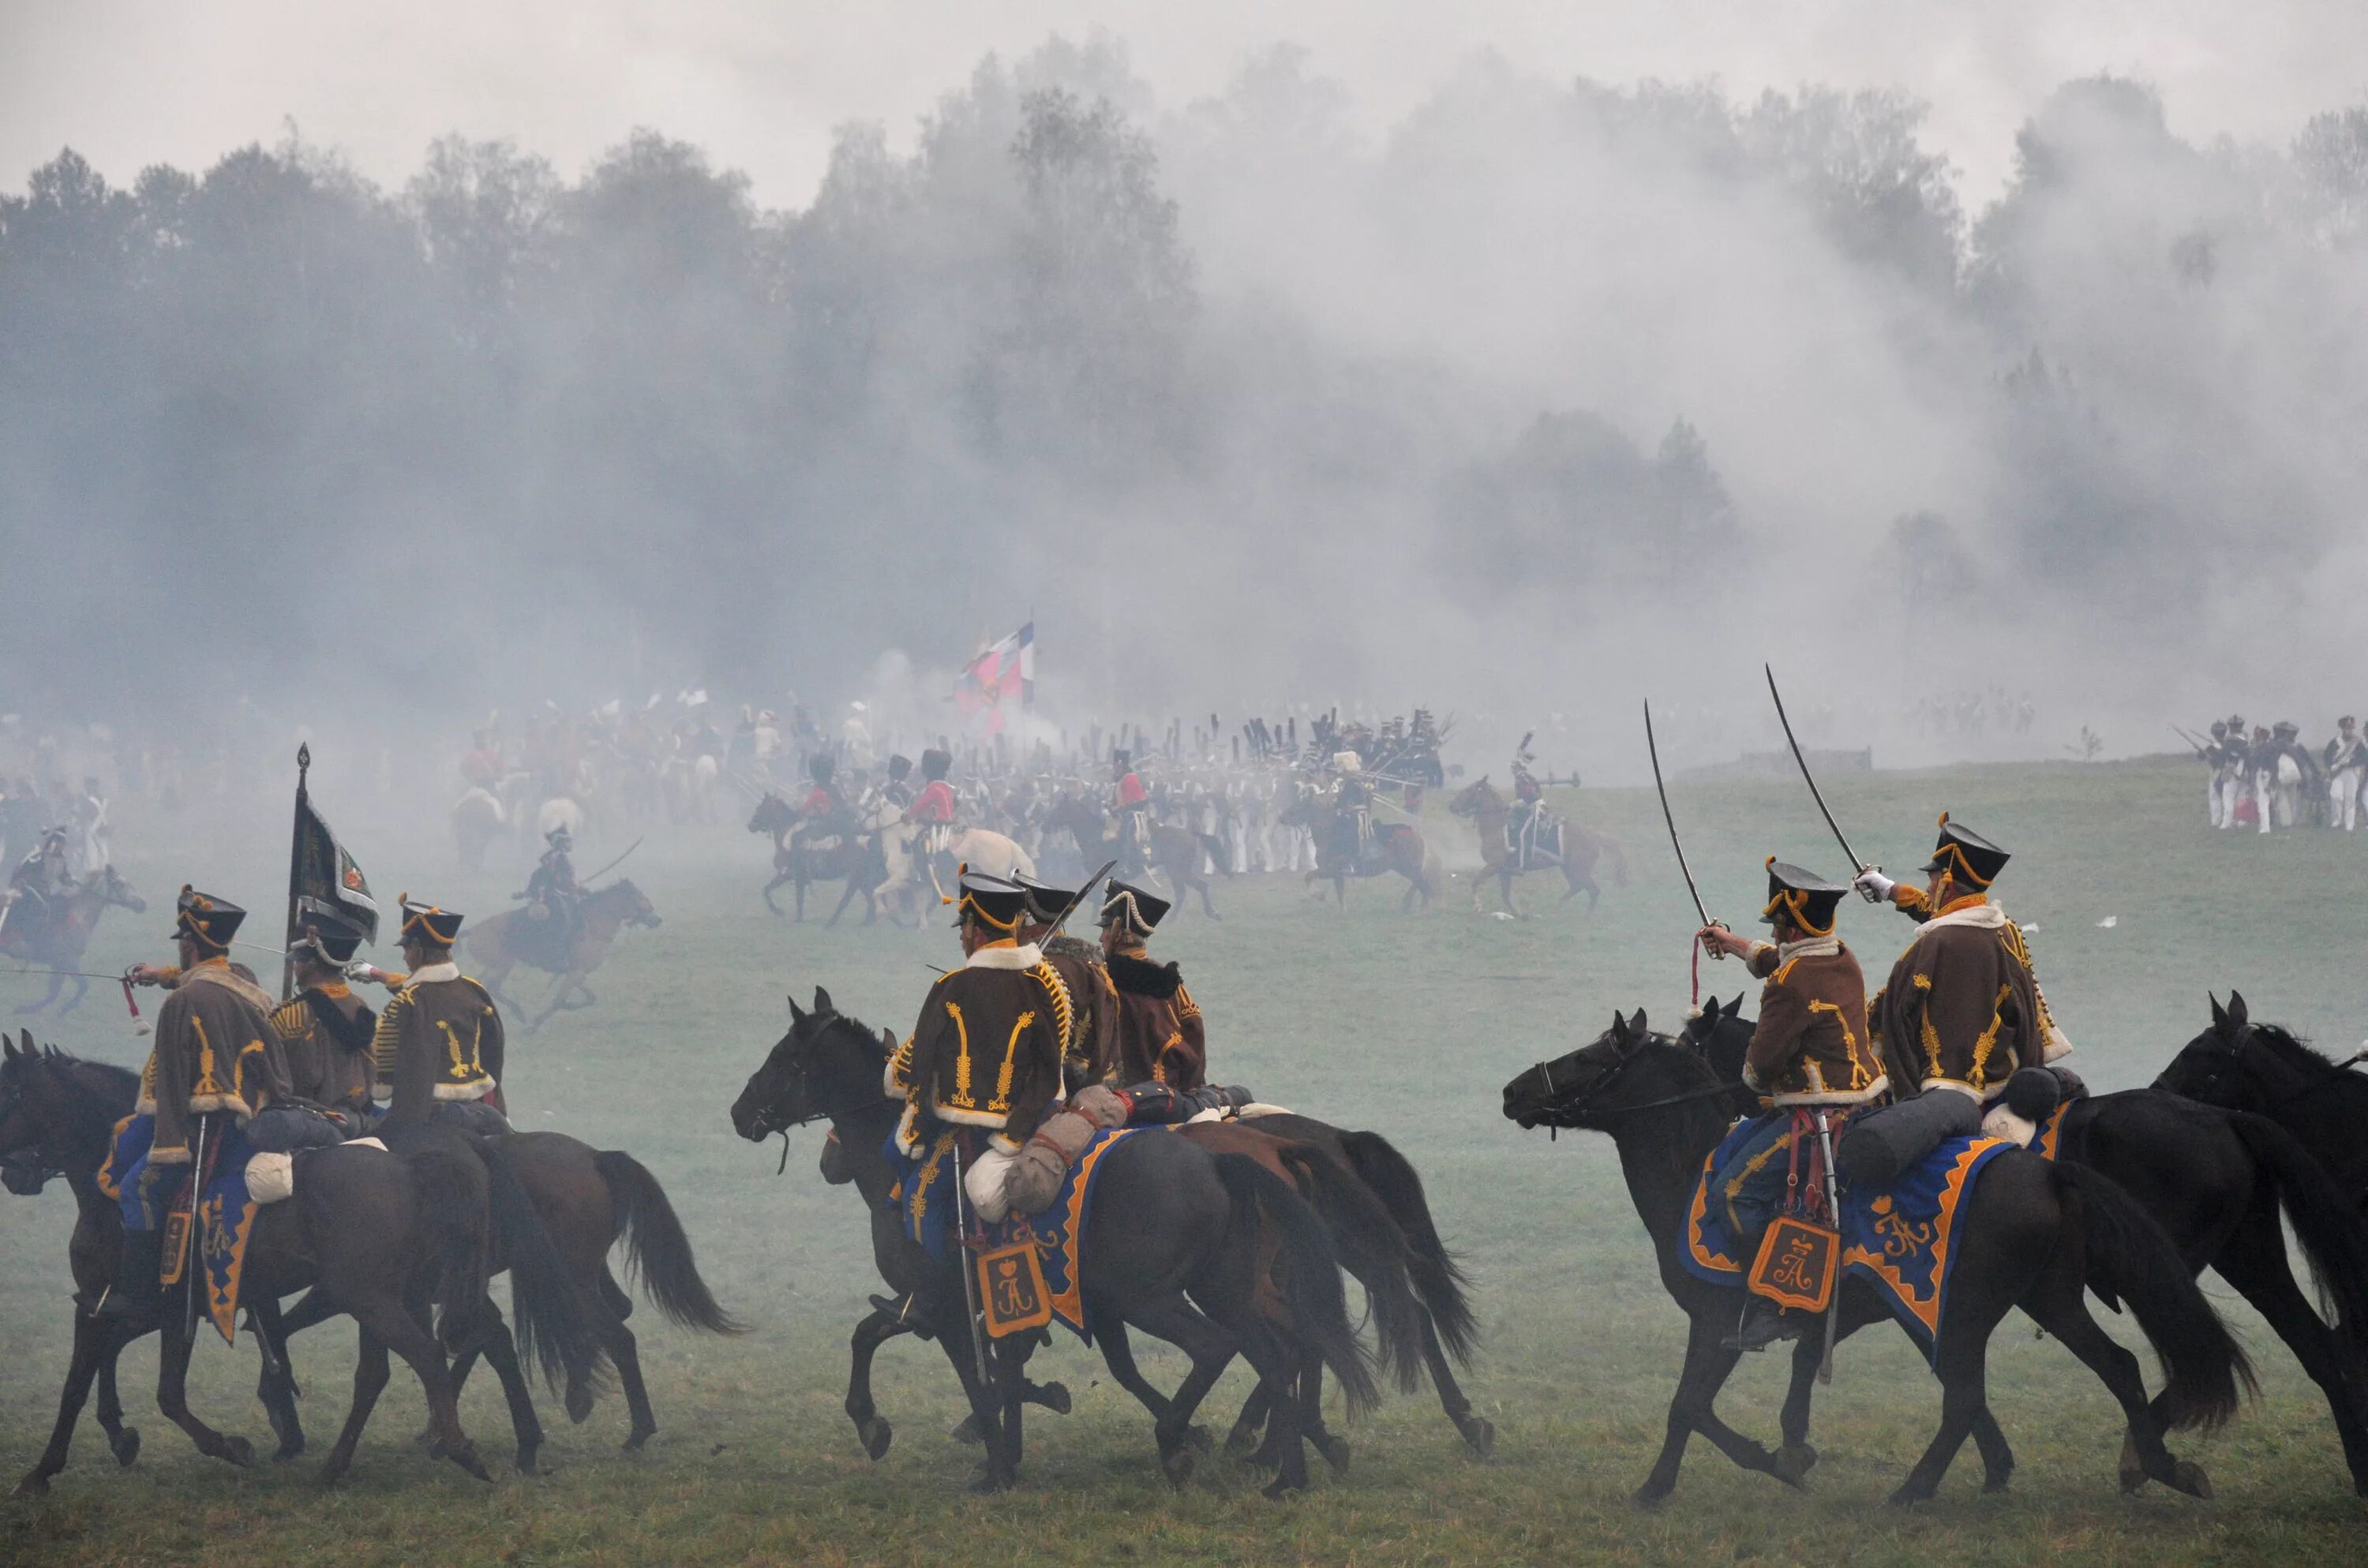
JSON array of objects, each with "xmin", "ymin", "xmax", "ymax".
[{"xmin": 1523, "ymin": 1038, "xmax": 1757, "ymax": 1132}]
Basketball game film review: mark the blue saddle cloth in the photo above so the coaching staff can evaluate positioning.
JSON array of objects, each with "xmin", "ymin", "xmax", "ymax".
[
  {"xmin": 98, "ymin": 1113, "xmax": 259, "ymax": 1346},
  {"xmin": 885, "ymin": 1125, "xmax": 1141, "ymax": 1342},
  {"xmin": 1680, "ymin": 1113, "xmax": 2037, "ymax": 1363}
]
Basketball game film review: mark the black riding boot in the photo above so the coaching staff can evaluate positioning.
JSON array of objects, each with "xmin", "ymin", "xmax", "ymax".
[
  {"xmin": 97, "ymin": 1228, "xmax": 165, "ymax": 1327},
  {"xmin": 1723, "ymin": 1293, "xmax": 1804, "ymax": 1353}
]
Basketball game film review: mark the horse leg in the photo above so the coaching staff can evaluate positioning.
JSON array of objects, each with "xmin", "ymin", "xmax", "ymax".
[
  {"xmin": 1089, "ymin": 1312, "xmax": 1187, "ymax": 1432},
  {"xmin": 1197, "ymin": 874, "xmax": 1220, "ymax": 919},
  {"xmin": 762, "ymin": 872, "xmax": 788, "ymax": 919},
  {"xmin": 2019, "ymin": 1256, "xmax": 2209, "ymax": 1499},
  {"xmin": 1227, "ymin": 1379, "xmax": 1270, "ymax": 1456},
  {"xmin": 319, "ymin": 1327, "xmax": 392, "ymax": 1484},
  {"xmin": 1417, "ymin": 1309, "xmax": 1493, "ymax": 1456},
  {"xmin": 594, "ymin": 1268, "xmax": 658, "ymax": 1451},
  {"xmin": 12, "ymin": 1311, "xmax": 122, "ymax": 1495},
  {"xmin": 62, "ymin": 973, "xmax": 89, "ymax": 1015},
  {"xmin": 1887, "ymin": 1333, "xmax": 1988, "ymax": 1506},
  {"xmin": 1634, "ymin": 1308, "xmax": 1774, "ymax": 1506},
  {"xmin": 474, "ymin": 1308, "xmax": 549, "ymax": 1474},
  {"xmin": 829, "ymin": 880, "xmax": 863, "ymax": 929},
  {"xmin": 361, "ymin": 1293, "xmax": 492, "ymax": 1482},
  {"xmin": 17, "ymin": 968, "xmax": 62, "ymax": 1015},
  {"xmin": 249, "ymin": 1297, "xmax": 306, "ymax": 1460},
  {"xmin": 2201, "ymin": 1206, "xmax": 2368, "ymax": 1492},
  {"xmin": 1123, "ymin": 1294, "xmax": 1242, "ymax": 1488},
  {"xmin": 1232, "ymin": 1319, "xmax": 1313, "ymax": 1499},
  {"xmin": 845, "ymin": 1308, "xmax": 910, "ymax": 1459},
  {"xmin": 93, "ymin": 1326, "xmax": 141, "ymax": 1469},
  {"xmin": 155, "ymin": 1309, "xmax": 255, "ymax": 1469}
]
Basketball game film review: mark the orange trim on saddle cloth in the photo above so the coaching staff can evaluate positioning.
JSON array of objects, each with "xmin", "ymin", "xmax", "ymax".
[
  {"xmin": 1045, "ymin": 1127, "xmax": 1141, "ymax": 1332},
  {"xmin": 1838, "ymin": 1136, "xmax": 2007, "ymax": 1342},
  {"xmin": 1684, "ymin": 1148, "xmax": 1744, "ymax": 1279}
]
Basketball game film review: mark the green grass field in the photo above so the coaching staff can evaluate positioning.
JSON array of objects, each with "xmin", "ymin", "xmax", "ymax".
[{"xmin": 5, "ymin": 757, "xmax": 2365, "ymax": 1566}]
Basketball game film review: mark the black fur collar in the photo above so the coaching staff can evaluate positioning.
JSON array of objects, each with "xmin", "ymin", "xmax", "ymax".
[
  {"xmin": 1105, "ymin": 951, "xmax": 1182, "ymax": 998},
  {"xmin": 303, "ymin": 989, "xmax": 378, "ymax": 1053}
]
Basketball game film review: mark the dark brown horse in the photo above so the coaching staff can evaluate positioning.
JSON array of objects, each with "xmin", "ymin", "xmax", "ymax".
[
  {"xmin": 1280, "ymin": 791, "xmax": 1441, "ymax": 911},
  {"xmin": 1043, "ymin": 794, "xmax": 1227, "ymax": 919},
  {"xmin": 470, "ymin": 879, "xmax": 661, "ymax": 1032},
  {"xmin": 2155, "ymin": 990, "xmax": 2368, "ymax": 1215},
  {"xmin": 1503, "ymin": 1013, "xmax": 2250, "ymax": 1505},
  {"xmin": 747, "ymin": 791, "xmax": 896, "ymax": 924},
  {"xmin": 1447, "ymin": 777, "xmax": 1627, "ymax": 916},
  {"xmin": 0, "ymin": 1037, "xmax": 589, "ymax": 1491},
  {"xmin": 2, "ymin": 865, "xmax": 146, "ymax": 1015},
  {"xmin": 1686, "ymin": 994, "xmax": 2368, "ymax": 1494},
  {"xmin": 730, "ymin": 990, "xmax": 1375, "ymax": 1495}
]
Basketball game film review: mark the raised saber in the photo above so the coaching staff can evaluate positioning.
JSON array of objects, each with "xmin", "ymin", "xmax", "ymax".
[
  {"xmin": 581, "ymin": 836, "xmax": 644, "ymax": 887},
  {"xmin": 1763, "ymin": 664, "xmax": 1873, "ymax": 891},
  {"xmin": 1047, "ymin": 860, "xmax": 1119, "ymax": 937},
  {"xmin": 1644, "ymin": 699, "xmax": 1722, "ymax": 957}
]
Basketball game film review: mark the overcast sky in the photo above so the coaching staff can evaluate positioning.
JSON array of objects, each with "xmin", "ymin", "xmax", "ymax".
[{"xmin": 4, "ymin": 2, "xmax": 2362, "ymax": 208}]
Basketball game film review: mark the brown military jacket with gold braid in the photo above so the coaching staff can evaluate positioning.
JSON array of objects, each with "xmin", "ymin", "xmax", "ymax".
[
  {"xmin": 369, "ymin": 962, "xmax": 504, "ymax": 1128},
  {"xmin": 1101, "ymin": 949, "xmax": 1207, "ymax": 1091},
  {"xmin": 269, "ymin": 983, "xmax": 377, "ymax": 1116},
  {"xmin": 1039, "ymin": 936, "xmax": 1116, "ymax": 1091},
  {"xmin": 1740, "ymin": 938, "xmax": 1886, "ymax": 1106},
  {"xmin": 138, "ymin": 960, "xmax": 294, "ymax": 1165},
  {"xmin": 899, "ymin": 940, "xmax": 1071, "ymax": 1153},
  {"xmin": 1871, "ymin": 896, "xmax": 2063, "ymax": 1102}
]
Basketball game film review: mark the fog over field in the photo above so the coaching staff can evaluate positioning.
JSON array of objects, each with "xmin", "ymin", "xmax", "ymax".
[{"xmin": 6, "ymin": 6, "xmax": 2368, "ymax": 780}]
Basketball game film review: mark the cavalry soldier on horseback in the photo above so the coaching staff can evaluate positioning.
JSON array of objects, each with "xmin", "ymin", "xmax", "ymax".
[
  {"xmin": 268, "ymin": 900, "xmax": 378, "ymax": 1132},
  {"xmin": 1111, "ymin": 750, "xmax": 1150, "ymax": 874},
  {"xmin": 889, "ymin": 868, "xmax": 1070, "ymax": 1222},
  {"xmin": 102, "ymin": 888, "xmax": 296, "ymax": 1326},
  {"xmin": 1333, "ymin": 753, "xmax": 1375, "ymax": 868},
  {"xmin": 792, "ymin": 752, "xmax": 855, "ymax": 855},
  {"xmin": 1696, "ymin": 862, "xmax": 1887, "ymax": 1349},
  {"xmin": 3, "ymin": 825, "xmax": 76, "ymax": 937},
  {"xmin": 518, "ymin": 825, "xmax": 583, "ymax": 967},
  {"xmin": 370, "ymin": 896, "xmax": 507, "ymax": 1133},
  {"xmin": 877, "ymin": 754, "xmax": 916, "ymax": 811},
  {"xmin": 1845, "ymin": 815, "xmax": 2074, "ymax": 1181},
  {"xmin": 2326, "ymin": 717, "xmax": 2366, "ymax": 832},
  {"xmin": 905, "ymin": 749, "xmax": 959, "ymax": 859},
  {"xmin": 1099, "ymin": 881, "xmax": 1207, "ymax": 1092},
  {"xmin": 1506, "ymin": 735, "xmax": 1557, "ymax": 871}
]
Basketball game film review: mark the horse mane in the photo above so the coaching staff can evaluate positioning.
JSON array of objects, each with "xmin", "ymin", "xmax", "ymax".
[
  {"xmin": 2247, "ymin": 1022, "xmax": 2341, "ymax": 1074},
  {"xmin": 35, "ymin": 1044, "xmax": 141, "ymax": 1102}
]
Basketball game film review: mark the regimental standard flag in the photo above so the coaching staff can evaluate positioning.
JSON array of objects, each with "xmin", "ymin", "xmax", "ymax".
[
  {"xmin": 957, "ymin": 622, "xmax": 1035, "ymax": 732},
  {"xmin": 290, "ymin": 787, "xmax": 379, "ymax": 945}
]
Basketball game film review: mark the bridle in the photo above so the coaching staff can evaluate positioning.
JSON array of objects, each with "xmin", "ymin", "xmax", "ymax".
[
  {"xmin": 750, "ymin": 1016, "xmax": 897, "ymax": 1163},
  {"xmin": 1521, "ymin": 1036, "xmax": 1756, "ymax": 1130}
]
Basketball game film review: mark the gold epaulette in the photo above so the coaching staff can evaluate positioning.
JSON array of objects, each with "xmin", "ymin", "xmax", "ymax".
[{"xmin": 1029, "ymin": 962, "xmax": 1075, "ymax": 1058}]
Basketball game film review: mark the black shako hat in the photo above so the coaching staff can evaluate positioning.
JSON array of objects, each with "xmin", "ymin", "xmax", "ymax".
[
  {"xmin": 949, "ymin": 865, "xmax": 1029, "ymax": 934},
  {"xmin": 1012, "ymin": 872, "xmax": 1078, "ymax": 927},
  {"xmin": 921, "ymin": 749, "xmax": 953, "ymax": 782},
  {"xmin": 1920, "ymin": 813, "xmax": 2009, "ymax": 889},
  {"xmin": 293, "ymin": 897, "xmax": 367, "ymax": 964},
  {"xmin": 1759, "ymin": 859, "xmax": 1847, "ymax": 936},
  {"xmin": 1100, "ymin": 880, "xmax": 1171, "ymax": 941},
  {"xmin": 174, "ymin": 886, "xmax": 246, "ymax": 952},
  {"xmin": 397, "ymin": 893, "xmax": 465, "ymax": 948}
]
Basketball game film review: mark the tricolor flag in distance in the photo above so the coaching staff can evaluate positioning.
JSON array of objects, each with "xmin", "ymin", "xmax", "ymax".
[{"xmin": 957, "ymin": 621, "xmax": 1034, "ymax": 732}]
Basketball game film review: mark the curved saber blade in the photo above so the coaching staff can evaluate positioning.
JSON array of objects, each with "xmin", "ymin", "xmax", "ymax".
[
  {"xmin": 1763, "ymin": 664, "xmax": 1867, "ymax": 875},
  {"xmin": 1643, "ymin": 699, "xmax": 1714, "ymax": 932}
]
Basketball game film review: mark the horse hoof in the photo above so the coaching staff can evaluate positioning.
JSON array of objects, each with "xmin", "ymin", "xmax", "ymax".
[
  {"xmin": 1317, "ymin": 1435, "xmax": 1351, "ymax": 1475},
  {"xmin": 449, "ymin": 1443, "xmax": 493, "ymax": 1483},
  {"xmin": 1186, "ymin": 1424, "xmax": 1213, "ymax": 1454},
  {"xmin": 2118, "ymin": 1463, "xmax": 2148, "ymax": 1495},
  {"xmin": 1772, "ymin": 1443, "xmax": 1817, "ymax": 1488},
  {"xmin": 1886, "ymin": 1484, "xmax": 1932, "ymax": 1508},
  {"xmin": 966, "ymin": 1465, "xmax": 1014, "ymax": 1495},
  {"xmin": 273, "ymin": 1440, "xmax": 305, "ymax": 1464},
  {"xmin": 1630, "ymin": 1482, "xmax": 1670, "ymax": 1511},
  {"xmin": 565, "ymin": 1384, "xmax": 596, "ymax": 1424},
  {"xmin": 951, "ymin": 1413, "xmax": 986, "ymax": 1446},
  {"xmin": 515, "ymin": 1448, "xmax": 549, "ymax": 1476},
  {"xmin": 1033, "ymin": 1380, "xmax": 1072, "ymax": 1416},
  {"xmin": 221, "ymin": 1436, "xmax": 256, "ymax": 1469},
  {"xmin": 1261, "ymin": 1473, "xmax": 1306, "ymax": 1502},
  {"xmin": 1223, "ymin": 1421, "xmax": 1261, "ymax": 1458},
  {"xmin": 111, "ymin": 1428, "xmax": 142, "ymax": 1468},
  {"xmin": 1459, "ymin": 1417, "xmax": 1496, "ymax": 1459},
  {"xmin": 1159, "ymin": 1443, "xmax": 1197, "ymax": 1489},
  {"xmin": 622, "ymin": 1429, "xmax": 653, "ymax": 1454},
  {"xmin": 12, "ymin": 1473, "xmax": 52, "ymax": 1498},
  {"xmin": 1984, "ymin": 1470, "xmax": 2013, "ymax": 1496},
  {"xmin": 2170, "ymin": 1461, "xmax": 2213, "ymax": 1500},
  {"xmin": 860, "ymin": 1417, "xmax": 894, "ymax": 1461}
]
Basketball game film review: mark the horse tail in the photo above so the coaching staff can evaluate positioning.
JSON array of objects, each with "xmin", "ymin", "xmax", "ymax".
[
  {"xmin": 1336, "ymin": 1130, "xmax": 1478, "ymax": 1368},
  {"xmin": 405, "ymin": 1144, "xmax": 491, "ymax": 1350},
  {"xmin": 480, "ymin": 1136, "xmax": 609, "ymax": 1392},
  {"xmin": 1275, "ymin": 1143, "xmax": 1426, "ymax": 1394},
  {"xmin": 2055, "ymin": 1161, "xmax": 2255, "ymax": 1431},
  {"xmin": 2225, "ymin": 1110, "xmax": 2368, "ymax": 1359},
  {"xmin": 594, "ymin": 1150, "xmax": 744, "ymax": 1334},
  {"xmin": 1212, "ymin": 1152, "xmax": 1379, "ymax": 1417}
]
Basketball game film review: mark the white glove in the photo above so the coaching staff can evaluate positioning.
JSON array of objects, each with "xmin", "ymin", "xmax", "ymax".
[{"xmin": 1853, "ymin": 869, "xmax": 1895, "ymax": 903}]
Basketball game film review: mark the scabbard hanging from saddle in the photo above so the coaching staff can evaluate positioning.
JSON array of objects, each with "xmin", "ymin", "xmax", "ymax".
[{"xmin": 1747, "ymin": 1110, "xmax": 1840, "ymax": 1315}]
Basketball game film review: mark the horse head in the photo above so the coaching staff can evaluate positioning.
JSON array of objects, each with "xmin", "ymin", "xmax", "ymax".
[
  {"xmin": 1676, "ymin": 994, "xmax": 1753, "ymax": 1085},
  {"xmin": 1500, "ymin": 1007, "xmax": 1719, "ymax": 1131},
  {"xmin": 99, "ymin": 865, "xmax": 144, "ymax": 914},
  {"xmin": 2152, "ymin": 990, "xmax": 2254, "ymax": 1107},
  {"xmin": 1448, "ymin": 776, "xmax": 1496, "ymax": 818},
  {"xmin": 729, "ymin": 986, "xmax": 889, "ymax": 1140},
  {"xmin": 605, "ymin": 878, "xmax": 662, "ymax": 929},
  {"xmin": 0, "ymin": 1031, "xmax": 77, "ymax": 1192},
  {"xmin": 747, "ymin": 791, "xmax": 792, "ymax": 836}
]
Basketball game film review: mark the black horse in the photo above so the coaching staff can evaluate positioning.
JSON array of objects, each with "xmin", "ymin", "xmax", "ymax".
[
  {"xmin": 1502, "ymin": 1012, "xmax": 2250, "ymax": 1505},
  {"xmin": 729, "ymin": 990, "xmax": 1375, "ymax": 1495},
  {"xmin": 2155, "ymin": 990, "xmax": 2368, "ymax": 1215}
]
